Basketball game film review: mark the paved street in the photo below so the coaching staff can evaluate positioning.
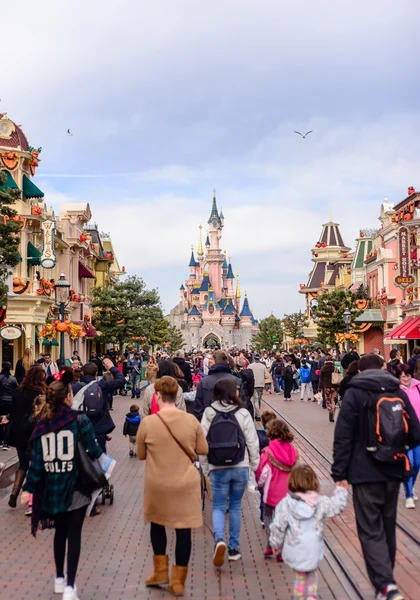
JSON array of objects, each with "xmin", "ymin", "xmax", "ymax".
[{"xmin": 2, "ymin": 391, "xmax": 420, "ymax": 599}]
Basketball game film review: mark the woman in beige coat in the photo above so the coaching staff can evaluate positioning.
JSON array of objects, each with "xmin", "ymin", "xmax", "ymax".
[
  {"xmin": 141, "ymin": 360, "xmax": 186, "ymax": 417},
  {"xmin": 137, "ymin": 376, "xmax": 208, "ymax": 596}
]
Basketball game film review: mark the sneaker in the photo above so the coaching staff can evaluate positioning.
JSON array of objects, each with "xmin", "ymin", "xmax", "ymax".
[
  {"xmin": 405, "ymin": 497, "xmax": 415, "ymax": 509},
  {"xmin": 264, "ymin": 546, "xmax": 273, "ymax": 558},
  {"xmin": 414, "ymin": 488, "xmax": 418, "ymax": 501},
  {"xmin": 63, "ymin": 585, "xmax": 80, "ymax": 600},
  {"xmin": 54, "ymin": 577, "xmax": 66, "ymax": 594},
  {"xmin": 276, "ymin": 553, "xmax": 284, "ymax": 563},
  {"xmin": 24, "ymin": 507, "xmax": 32, "ymax": 517},
  {"xmin": 376, "ymin": 584, "xmax": 405, "ymax": 600},
  {"xmin": 228, "ymin": 548, "xmax": 241, "ymax": 561},
  {"xmin": 213, "ymin": 539, "xmax": 226, "ymax": 567},
  {"xmin": 2, "ymin": 444, "xmax": 10, "ymax": 451},
  {"xmin": 129, "ymin": 450, "xmax": 134, "ymax": 457},
  {"xmin": 261, "ymin": 520, "xmax": 265, "ymax": 529}
]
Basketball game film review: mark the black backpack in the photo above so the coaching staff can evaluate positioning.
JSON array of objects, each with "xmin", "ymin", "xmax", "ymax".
[
  {"xmin": 207, "ymin": 407, "xmax": 246, "ymax": 466},
  {"xmin": 274, "ymin": 362, "xmax": 283, "ymax": 375},
  {"xmin": 82, "ymin": 382, "xmax": 105, "ymax": 420},
  {"xmin": 365, "ymin": 393, "xmax": 410, "ymax": 469}
]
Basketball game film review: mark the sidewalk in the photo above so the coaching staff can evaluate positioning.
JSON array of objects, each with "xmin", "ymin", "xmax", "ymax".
[{"xmin": 1, "ymin": 390, "xmax": 352, "ymax": 600}]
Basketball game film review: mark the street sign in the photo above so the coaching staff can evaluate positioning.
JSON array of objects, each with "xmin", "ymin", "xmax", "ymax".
[
  {"xmin": 0, "ymin": 325, "xmax": 22, "ymax": 340},
  {"xmin": 394, "ymin": 226, "xmax": 416, "ymax": 289}
]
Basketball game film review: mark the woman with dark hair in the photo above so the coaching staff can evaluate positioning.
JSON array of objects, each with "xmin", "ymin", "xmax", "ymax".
[
  {"xmin": 141, "ymin": 360, "xmax": 186, "ymax": 417},
  {"xmin": 6, "ymin": 365, "xmax": 46, "ymax": 507},
  {"xmin": 21, "ymin": 370, "xmax": 103, "ymax": 600},
  {"xmin": 319, "ymin": 356, "xmax": 340, "ymax": 422},
  {"xmin": 137, "ymin": 376, "xmax": 208, "ymax": 596},
  {"xmin": 0, "ymin": 361, "xmax": 18, "ymax": 449},
  {"xmin": 200, "ymin": 378, "xmax": 259, "ymax": 567},
  {"xmin": 396, "ymin": 363, "xmax": 420, "ymax": 509},
  {"xmin": 338, "ymin": 360, "xmax": 359, "ymax": 400}
]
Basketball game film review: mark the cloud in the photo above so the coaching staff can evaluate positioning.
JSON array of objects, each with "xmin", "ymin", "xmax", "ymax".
[{"xmin": 2, "ymin": 2, "xmax": 419, "ymax": 320}]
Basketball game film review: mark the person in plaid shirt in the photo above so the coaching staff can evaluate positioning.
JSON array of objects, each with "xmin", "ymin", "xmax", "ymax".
[{"xmin": 22, "ymin": 369, "xmax": 102, "ymax": 600}]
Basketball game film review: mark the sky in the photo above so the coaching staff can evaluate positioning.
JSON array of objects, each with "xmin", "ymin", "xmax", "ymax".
[{"xmin": 2, "ymin": 1, "xmax": 420, "ymax": 319}]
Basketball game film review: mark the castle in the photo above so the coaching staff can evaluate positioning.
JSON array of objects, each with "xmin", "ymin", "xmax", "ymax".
[{"xmin": 168, "ymin": 192, "xmax": 257, "ymax": 350}]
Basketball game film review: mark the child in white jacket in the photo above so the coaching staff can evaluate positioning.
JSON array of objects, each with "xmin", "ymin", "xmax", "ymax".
[{"xmin": 270, "ymin": 464, "xmax": 347, "ymax": 600}]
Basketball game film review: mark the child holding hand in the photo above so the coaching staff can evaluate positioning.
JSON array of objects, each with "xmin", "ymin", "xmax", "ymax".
[
  {"xmin": 270, "ymin": 464, "xmax": 348, "ymax": 600},
  {"xmin": 256, "ymin": 418, "xmax": 298, "ymax": 558}
]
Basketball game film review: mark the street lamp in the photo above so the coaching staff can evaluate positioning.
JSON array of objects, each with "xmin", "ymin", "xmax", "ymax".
[
  {"xmin": 55, "ymin": 273, "xmax": 71, "ymax": 368},
  {"xmin": 343, "ymin": 307, "xmax": 352, "ymax": 352},
  {"xmin": 297, "ymin": 320, "xmax": 303, "ymax": 353}
]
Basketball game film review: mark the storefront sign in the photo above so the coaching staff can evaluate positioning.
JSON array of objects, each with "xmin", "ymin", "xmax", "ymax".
[
  {"xmin": 395, "ymin": 226, "xmax": 416, "ymax": 289},
  {"xmin": 0, "ymin": 325, "xmax": 22, "ymax": 340},
  {"xmin": 40, "ymin": 219, "xmax": 57, "ymax": 269}
]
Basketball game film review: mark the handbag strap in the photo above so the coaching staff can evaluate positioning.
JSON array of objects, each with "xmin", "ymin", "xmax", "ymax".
[{"xmin": 156, "ymin": 413, "xmax": 195, "ymax": 463}]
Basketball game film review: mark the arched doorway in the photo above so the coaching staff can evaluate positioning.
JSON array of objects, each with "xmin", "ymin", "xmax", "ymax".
[{"xmin": 202, "ymin": 333, "xmax": 221, "ymax": 349}]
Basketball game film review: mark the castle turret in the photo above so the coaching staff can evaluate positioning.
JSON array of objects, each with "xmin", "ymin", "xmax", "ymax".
[
  {"xmin": 225, "ymin": 257, "xmax": 235, "ymax": 298},
  {"xmin": 206, "ymin": 190, "xmax": 224, "ymax": 300},
  {"xmin": 189, "ymin": 246, "xmax": 199, "ymax": 279},
  {"xmin": 239, "ymin": 293, "xmax": 253, "ymax": 329},
  {"xmin": 235, "ymin": 271, "xmax": 241, "ymax": 313}
]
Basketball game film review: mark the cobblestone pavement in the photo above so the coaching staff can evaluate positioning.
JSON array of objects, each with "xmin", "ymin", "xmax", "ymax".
[
  {"xmin": 0, "ymin": 390, "xmax": 364, "ymax": 600},
  {"xmin": 262, "ymin": 391, "xmax": 420, "ymax": 600}
]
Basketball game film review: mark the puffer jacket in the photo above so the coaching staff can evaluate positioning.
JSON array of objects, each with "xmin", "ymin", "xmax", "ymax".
[
  {"xmin": 199, "ymin": 401, "xmax": 260, "ymax": 476},
  {"xmin": 269, "ymin": 487, "xmax": 348, "ymax": 572},
  {"xmin": 0, "ymin": 373, "xmax": 18, "ymax": 403},
  {"xmin": 123, "ymin": 411, "xmax": 141, "ymax": 436},
  {"xmin": 256, "ymin": 439, "xmax": 298, "ymax": 507},
  {"xmin": 400, "ymin": 378, "xmax": 420, "ymax": 421}
]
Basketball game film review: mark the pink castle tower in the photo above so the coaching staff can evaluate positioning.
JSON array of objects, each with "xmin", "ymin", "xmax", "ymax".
[{"xmin": 207, "ymin": 189, "xmax": 225, "ymax": 300}]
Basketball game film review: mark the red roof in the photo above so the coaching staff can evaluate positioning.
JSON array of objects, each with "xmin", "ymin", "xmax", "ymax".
[
  {"xmin": 0, "ymin": 114, "xmax": 29, "ymax": 151},
  {"xmin": 385, "ymin": 316, "xmax": 420, "ymax": 340}
]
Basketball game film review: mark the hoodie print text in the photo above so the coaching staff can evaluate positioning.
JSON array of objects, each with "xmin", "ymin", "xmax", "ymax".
[{"xmin": 41, "ymin": 431, "xmax": 75, "ymax": 473}]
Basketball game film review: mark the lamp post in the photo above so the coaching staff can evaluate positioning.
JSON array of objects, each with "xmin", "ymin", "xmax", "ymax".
[
  {"xmin": 54, "ymin": 273, "xmax": 71, "ymax": 368},
  {"xmin": 343, "ymin": 307, "xmax": 352, "ymax": 353},
  {"xmin": 297, "ymin": 320, "xmax": 304, "ymax": 353}
]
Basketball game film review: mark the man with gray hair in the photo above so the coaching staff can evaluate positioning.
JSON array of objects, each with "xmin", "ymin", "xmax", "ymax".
[{"xmin": 173, "ymin": 349, "xmax": 192, "ymax": 390}]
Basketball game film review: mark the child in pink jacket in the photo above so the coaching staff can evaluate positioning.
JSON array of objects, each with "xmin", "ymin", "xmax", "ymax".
[{"xmin": 256, "ymin": 418, "xmax": 298, "ymax": 558}]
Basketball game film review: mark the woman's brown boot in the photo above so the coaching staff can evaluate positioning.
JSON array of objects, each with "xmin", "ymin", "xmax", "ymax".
[
  {"xmin": 169, "ymin": 565, "xmax": 188, "ymax": 596},
  {"xmin": 8, "ymin": 469, "xmax": 26, "ymax": 508},
  {"xmin": 146, "ymin": 555, "xmax": 169, "ymax": 586}
]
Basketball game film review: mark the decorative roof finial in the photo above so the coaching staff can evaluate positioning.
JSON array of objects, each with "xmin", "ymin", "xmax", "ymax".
[
  {"xmin": 213, "ymin": 188, "xmax": 216, "ymax": 199},
  {"xmin": 197, "ymin": 225, "xmax": 204, "ymax": 256},
  {"xmin": 235, "ymin": 272, "xmax": 241, "ymax": 298}
]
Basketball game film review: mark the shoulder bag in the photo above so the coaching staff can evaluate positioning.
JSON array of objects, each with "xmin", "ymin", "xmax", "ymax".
[
  {"xmin": 156, "ymin": 413, "xmax": 196, "ymax": 463},
  {"xmin": 76, "ymin": 414, "xmax": 107, "ymax": 494},
  {"xmin": 331, "ymin": 367, "xmax": 343, "ymax": 386}
]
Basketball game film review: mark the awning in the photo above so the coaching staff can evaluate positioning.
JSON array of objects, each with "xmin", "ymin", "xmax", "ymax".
[
  {"xmin": 0, "ymin": 170, "xmax": 18, "ymax": 190},
  {"xmin": 79, "ymin": 261, "xmax": 95, "ymax": 279},
  {"xmin": 354, "ymin": 309, "xmax": 385, "ymax": 324},
  {"xmin": 27, "ymin": 241, "xmax": 42, "ymax": 265},
  {"xmin": 22, "ymin": 175, "xmax": 44, "ymax": 199},
  {"xmin": 385, "ymin": 316, "xmax": 420, "ymax": 340}
]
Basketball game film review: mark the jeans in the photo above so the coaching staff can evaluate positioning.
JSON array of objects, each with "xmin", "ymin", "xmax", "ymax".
[
  {"xmin": 353, "ymin": 481, "xmax": 400, "ymax": 592},
  {"xmin": 131, "ymin": 373, "xmax": 141, "ymax": 397},
  {"xmin": 404, "ymin": 444, "xmax": 420, "ymax": 498},
  {"xmin": 210, "ymin": 467, "xmax": 249, "ymax": 549},
  {"xmin": 253, "ymin": 387, "xmax": 263, "ymax": 419},
  {"xmin": 274, "ymin": 375, "xmax": 283, "ymax": 393}
]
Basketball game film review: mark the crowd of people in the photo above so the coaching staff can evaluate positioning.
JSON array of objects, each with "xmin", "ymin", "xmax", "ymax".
[{"xmin": 2, "ymin": 343, "xmax": 420, "ymax": 600}]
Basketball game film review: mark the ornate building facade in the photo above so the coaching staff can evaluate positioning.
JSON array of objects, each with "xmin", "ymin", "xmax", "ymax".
[{"xmin": 168, "ymin": 192, "xmax": 257, "ymax": 350}]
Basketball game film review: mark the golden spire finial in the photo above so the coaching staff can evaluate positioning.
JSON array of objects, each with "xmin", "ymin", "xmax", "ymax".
[
  {"xmin": 213, "ymin": 188, "xmax": 216, "ymax": 199},
  {"xmin": 235, "ymin": 272, "xmax": 241, "ymax": 298},
  {"xmin": 198, "ymin": 225, "xmax": 204, "ymax": 256}
]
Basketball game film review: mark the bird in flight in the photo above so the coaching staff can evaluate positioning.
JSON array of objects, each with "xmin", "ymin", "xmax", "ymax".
[
  {"xmin": 294, "ymin": 130, "xmax": 313, "ymax": 139},
  {"xmin": 67, "ymin": 129, "xmax": 73, "ymax": 136}
]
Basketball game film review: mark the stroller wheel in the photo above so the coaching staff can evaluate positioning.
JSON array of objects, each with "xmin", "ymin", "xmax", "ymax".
[{"xmin": 109, "ymin": 485, "xmax": 114, "ymax": 505}]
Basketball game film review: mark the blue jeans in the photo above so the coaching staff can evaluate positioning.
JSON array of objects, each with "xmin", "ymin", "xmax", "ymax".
[
  {"xmin": 404, "ymin": 445, "xmax": 420, "ymax": 498},
  {"xmin": 209, "ymin": 467, "xmax": 249, "ymax": 549},
  {"xmin": 274, "ymin": 375, "xmax": 283, "ymax": 393},
  {"xmin": 131, "ymin": 373, "xmax": 141, "ymax": 397}
]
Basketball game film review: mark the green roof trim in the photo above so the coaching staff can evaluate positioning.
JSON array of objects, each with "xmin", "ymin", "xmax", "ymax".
[
  {"xmin": 22, "ymin": 175, "xmax": 44, "ymax": 199},
  {"xmin": 27, "ymin": 241, "xmax": 42, "ymax": 265},
  {"xmin": 0, "ymin": 170, "xmax": 18, "ymax": 191},
  {"xmin": 355, "ymin": 240, "xmax": 365, "ymax": 268}
]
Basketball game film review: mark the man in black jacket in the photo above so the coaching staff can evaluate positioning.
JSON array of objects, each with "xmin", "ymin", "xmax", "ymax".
[
  {"xmin": 332, "ymin": 353, "xmax": 420, "ymax": 600},
  {"xmin": 173, "ymin": 350, "xmax": 192, "ymax": 391},
  {"xmin": 340, "ymin": 346, "xmax": 360, "ymax": 370},
  {"xmin": 194, "ymin": 350, "xmax": 250, "ymax": 421}
]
